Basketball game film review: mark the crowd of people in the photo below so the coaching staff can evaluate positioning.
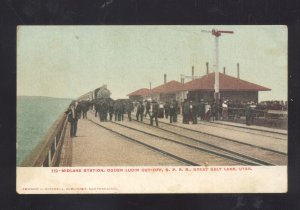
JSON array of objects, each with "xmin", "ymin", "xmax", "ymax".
[
  {"xmin": 65, "ymin": 97, "xmax": 288, "ymax": 138},
  {"xmin": 65, "ymin": 98, "xmax": 223, "ymax": 138}
]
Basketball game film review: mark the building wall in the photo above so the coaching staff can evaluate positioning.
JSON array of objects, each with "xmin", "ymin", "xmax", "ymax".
[
  {"xmin": 158, "ymin": 91, "xmax": 187, "ymax": 103},
  {"xmin": 176, "ymin": 91, "xmax": 188, "ymax": 103},
  {"xmin": 221, "ymin": 91, "xmax": 258, "ymax": 103},
  {"xmin": 159, "ymin": 93, "xmax": 176, "ymax": 102},
  {"xmin": 187, "ymin": 91, "xmax": 214, "ymax": 102},
  {"xmin": 150, "ymin": 93, "xmax": 160, "ymax": 101},
  {"xmin": 188, "ymin": 90, "xmax": 258, "ymax": 103}
]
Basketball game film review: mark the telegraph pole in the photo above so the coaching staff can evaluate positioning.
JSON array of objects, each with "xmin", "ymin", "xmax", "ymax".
[
  {"xmin": 201, "ymin": 29, "xmax": 234, "ymax": 101},
  {"xmin": 201, "ymin": 28, "xmax": 234, "ymax": 119}
]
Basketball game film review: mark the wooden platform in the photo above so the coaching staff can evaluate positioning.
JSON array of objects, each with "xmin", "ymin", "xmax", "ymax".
[{"xmin": 60, "ymin": 116, "xmax": 181, "ymax": 166}]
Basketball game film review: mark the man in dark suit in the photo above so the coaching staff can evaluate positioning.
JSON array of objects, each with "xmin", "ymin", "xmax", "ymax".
[
  {"xmin": 182, "ymin": 99, "xmax": 190, "ymax": 124},
  {"xmin": 169, "ymin": 100, "xmax": 176, "ymax": 123},
  {"xmin": 174, "ymin": 100, "xmax": 179, "ymax": 122},
  {"xmin": 198, "ymin": 99, "xmax": 205, "ymax": 121},
  {"xmin": 126, "ymin": 100, "xmax": 134, "ymax": 121},
  {"xmin": 136, "ymin": 101, "xmax": 144, "ymax": 122},
  {"xmin": 66, "ymin": 101, "xmax": 81, "ymax": 138},
  {"xmin": 144, "ymin": 100, "xmax": 151, "ymax": 118},
  {"xmin": 192, "ymin": 100, "xmax": 198, "ymax": 124},
  {"xmin": 164, "ymin": 101, "xmax": 170, "ymax": 119},
  {"xmin": 150, "ymin": 100, "xmax": 159, "ymax": 126},
  {"xmin": 120, "ymin": 100, "xmax": 125, "ymax": 121},
  {"xmin": 113, "ymin": 101, "xmax": 119, "ymax": 121},
  {"xmin": 245, "ymin": 103, "xmax": 252, "ymax": 126},
  {"xmin": 108, "ymin": 100, "xmax": 114, "ymax": 121}
]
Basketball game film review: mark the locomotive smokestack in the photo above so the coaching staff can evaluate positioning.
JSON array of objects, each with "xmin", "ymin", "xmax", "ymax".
[
  {"xmin": 206, "ymin": 62, "xmax": 209, "ymax": 74},
  {"xmin": 164, "ymin": 74, "xmax": 167, "ymax": 84},
  {"xmin": 223, "ymin": 67, "xmax": 226, "ymax": 74},
  {"xmin": 237, "ymin": 63, "xmax": 240, "ymax": 79},
  {"xmin": 192, "ymin": 66, "xmax": 194, "ymax": 80}
]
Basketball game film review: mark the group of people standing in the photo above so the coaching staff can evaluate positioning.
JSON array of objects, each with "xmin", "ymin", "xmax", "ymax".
[
  {"xmin": 181, "ymin": 99, "xmax": 219, "ymax": 124},
  {"xmin": 136, "ymin": 100, "xmax": 159, "ymax": 126},
  {"xmin": 135, "ymin": 99, "xmax": 220, "ymax": 125},
  {"xmin": 66, "ymin": 99, "xmax": 135, "ymax": 138},
  {"xmin": 94, "ymin": 99, "xmax": 166, "ymax": 127},
  {"xmin": 136, "ymin": 99, "xmax": 180, "ymax": 126},
  {"xmin": 95, "ymin": 99, "xmax": 134, "ymax": 122},
  {"xmin": 65, "ymin": 96, "xmax": 257, "ymax": 138}
]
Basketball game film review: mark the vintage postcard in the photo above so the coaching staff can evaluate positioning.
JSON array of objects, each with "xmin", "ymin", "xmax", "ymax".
[{"xmin": 17, "ymin": 25, "xmax": 287, "ymax": 193}]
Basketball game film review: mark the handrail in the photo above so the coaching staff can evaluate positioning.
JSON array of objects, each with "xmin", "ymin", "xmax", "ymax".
[
  {"xmin": 223, "ymin": 107, "xmax": 288, "ymax": 123},
  {"xmin": 20, "ymin": 110, "xmax": 69, "ymax": 167}
]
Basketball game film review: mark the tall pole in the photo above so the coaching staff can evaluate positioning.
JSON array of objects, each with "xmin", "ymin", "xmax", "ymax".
[
  {"xmin": 201, "ymin": 28, "xmax": 233, "ymax": 120},
  {"xmin": 215, "ymin": 36, "xmax": 219, "ymax": 99},
  {"xmin": 150, "ymin": 82, "xmax": 152, "ymax": 100}
]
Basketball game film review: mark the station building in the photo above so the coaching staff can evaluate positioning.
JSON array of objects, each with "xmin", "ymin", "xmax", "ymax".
[
  {"xmin": 150, "ymin": 80, "xmax": 185, "ymax": 102},
  {"xmin": 183, "ymin": 72, "xmax": 271, "ymax": 103},
  {"xmin": 127, "ymin": 88, "xmax": 151, "ymax": 101},
  {"xmin": 127, "ymin": 65, "xmax": 271, "ymax": 104}
]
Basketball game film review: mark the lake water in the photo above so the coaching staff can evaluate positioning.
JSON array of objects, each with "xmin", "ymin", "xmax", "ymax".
[{"xmin": 17, "ymin": 96, "xmax": 72, "ymax": 166}]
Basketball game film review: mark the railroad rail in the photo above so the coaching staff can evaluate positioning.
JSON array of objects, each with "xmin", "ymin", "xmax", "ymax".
[
  {"xmin": 223, "ymin": 107, "xmax": 287, "ymax": 129},
  {"xmin": 19, "ymin": 106, "xmax": 287, "ymax": 167},
  {"xmin": 175, "ymin": 113, "xmax": 287, "ymax": 136},
  {"xmin": 88, "ymin": 119, "xmax": 199, "ymax": 166},
  {"xmin": 196, "ymin": 120, "xmax": 287, "ymax": 140},
  {"xmin": 88, "ymin": 119, "xmax": 253, "ymax": 166},
  {"xmin": 139, "ymin": 116, "xmax": 287, "ymax": 156},
  {"xmin": 143, "ymin": 115, "xmax": 287, "ymax": 155},
  {"xmin": 87, "ymin": 114, "xmax": 282, "ymax": 166},
  {"xmin": 112, "ymin": 121, "xmax": 277, "ymax": 166},
  {"xmin": 122, "ymin": 118, "xmax": 286, "ymax": 165}
]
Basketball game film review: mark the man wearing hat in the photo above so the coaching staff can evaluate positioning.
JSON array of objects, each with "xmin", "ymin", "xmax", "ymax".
[
  {"xmin": 126, "ymin": 100, "xmax": 134, "ymax": 121},
  {"xmin": 182, "ymin": 99, "xmax": 190, "ymax": 124},
  {"xmin": 169, "ymin": 100, "xmax": 176, "ymax": 123},
  {"xmin": 245, "ymin": 102, "xmax": 253, "ymax": 126},
  {"xmin": 198, "ymin": 99, "xmax": 205, "ymax": 121},
  {"xmin": 136, "ymin": 101, "xmax": 144, "ymax": 122},
  {"xmin": 144, "ymin": 100, "xmax": 151, "ymax": 118},
  {"xmin": 66, "ymin": 101, "xmax": 81, "ymax": 138},
  {"xmin": 150, "ymin": 100, "xmax": 159, "ymax": 126}
]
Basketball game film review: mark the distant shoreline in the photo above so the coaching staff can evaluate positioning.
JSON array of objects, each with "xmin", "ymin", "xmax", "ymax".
[{"xmin": 17, "ymin": 95, "xmax": 73, "ymax": 101}]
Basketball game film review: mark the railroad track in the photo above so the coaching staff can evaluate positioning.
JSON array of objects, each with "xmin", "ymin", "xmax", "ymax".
[
  {"xmin": 117, "ymin": 118, "xmax": 286, "ymax": 166},
  {"xmin": 196, "ymin": 120, "xmax": 287, "ymax": 140},
  {"xmin": 87, "ymin": 115, "xmax": 282, "ymax": 166},
  {"xmin": 209, "ymin": 120, "xmax": 287, "ymax": 135},
  {"xmin": 171, "ymin": 115, "xmax": 287, "ymax": 138},
  {"xmin": 139, "ymin": 116, "xmax": 287, "ymax": 157},
  {"xmin": 88, "ymin": 118, "xmax": 196, "ymax": 166}
]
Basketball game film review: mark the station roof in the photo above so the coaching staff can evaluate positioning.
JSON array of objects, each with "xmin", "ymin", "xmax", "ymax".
[
  {"xmin": 127, "ymin": 88, "xmax": 150, "ymax": 96},
  {"xmin": 183, "ymin": 72, "xmax": 271, "ymax": 91},
  {"xmin": 151, "ymin": 80, "xmax": 184, "ymax": 94}
]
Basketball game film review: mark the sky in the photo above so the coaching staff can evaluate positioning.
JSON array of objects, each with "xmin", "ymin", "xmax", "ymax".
[{"xmin": 17, "ymin": 25, "xmax": 287, "ymax": 101}]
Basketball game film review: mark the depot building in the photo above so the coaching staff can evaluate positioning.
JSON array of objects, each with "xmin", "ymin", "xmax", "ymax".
[
  {"xmin": 183, "ymin": 72, "xmax": 271, "ymax": 103},
  {"xmin": 127, "ymin": 88, "xmax": 151, "ymax": 101},
  {"xmin": 127, "ymin": 66, "xmax": 270, "ymax": 103}
]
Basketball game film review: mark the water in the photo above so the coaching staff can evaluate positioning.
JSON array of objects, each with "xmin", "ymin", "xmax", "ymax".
[{"xmin": 17, "ymin": 96, "xmax": 72, "ymax": 166}]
